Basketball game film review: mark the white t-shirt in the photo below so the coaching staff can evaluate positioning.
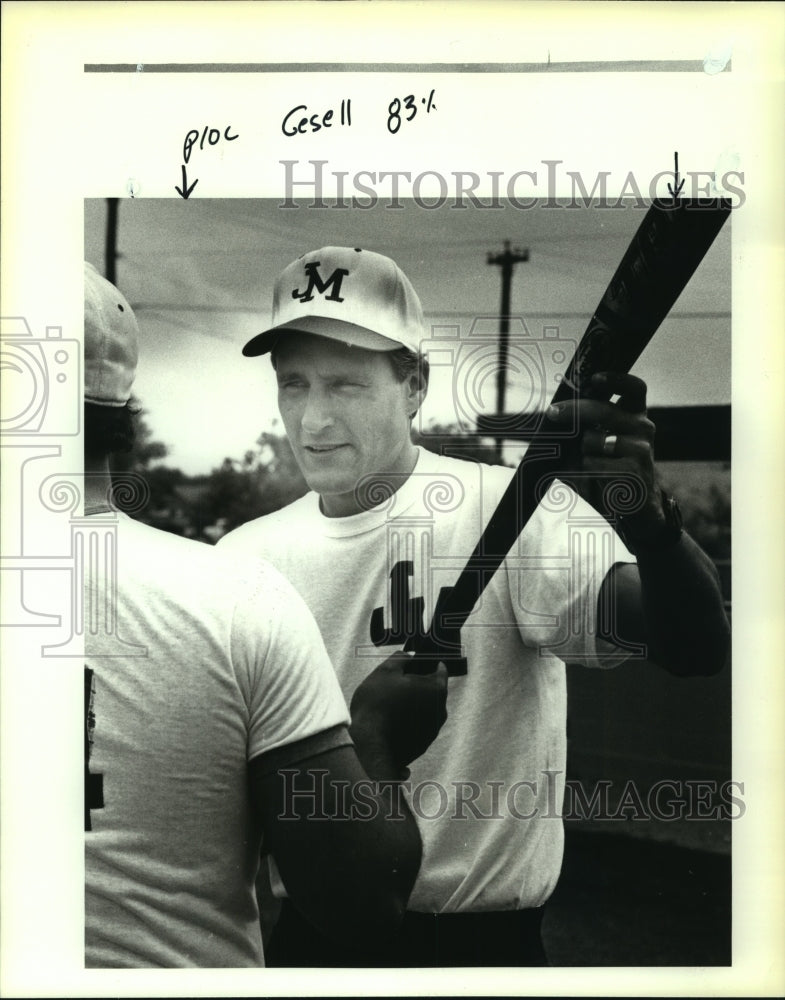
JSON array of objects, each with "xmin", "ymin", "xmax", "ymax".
[
  {"xmin": 218, "ymin": 448, "xmax": 636, "ymax": 914},
  {"xmin": 85, "ymin": 512, "xmax": 350, "ymax": 967}
]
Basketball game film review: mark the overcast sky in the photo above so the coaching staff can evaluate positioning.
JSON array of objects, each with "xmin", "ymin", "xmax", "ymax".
[{"xmin": 84, "ymin": 199, "xmax": 731, "ymax": 475}]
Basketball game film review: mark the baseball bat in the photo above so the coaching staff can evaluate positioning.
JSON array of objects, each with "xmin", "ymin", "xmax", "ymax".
[{"xmin": 404, "ymin": 198, "xmax": 732, "ymax": 674}]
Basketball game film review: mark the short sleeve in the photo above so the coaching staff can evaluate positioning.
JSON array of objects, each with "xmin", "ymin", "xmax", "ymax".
[
  {"xmin": 227, "ymin": 559, "xmax": 350, "ymax": 761},
  {"xmin": 504, "ymin": 480, "xmax": 638, "ymax": 668}
]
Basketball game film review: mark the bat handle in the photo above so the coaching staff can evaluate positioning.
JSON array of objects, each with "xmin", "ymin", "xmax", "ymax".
[
  {"xmin": 401, "ymin": 655, "xmax": 444, "ymax": 676},
  {"xmin": 403, "ymin": 586, "xmax": 469, "ymax": 675}
]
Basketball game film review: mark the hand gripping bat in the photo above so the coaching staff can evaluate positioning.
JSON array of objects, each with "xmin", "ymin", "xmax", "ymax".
[{"xmin": 404, "ymin": 198, "xmax": 732, "ymax": 675}]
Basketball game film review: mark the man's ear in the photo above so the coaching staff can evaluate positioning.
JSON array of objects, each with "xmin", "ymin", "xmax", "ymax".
[{"xmin": 406, "ymin": 361, "xmax": 429, "ymax": 420}]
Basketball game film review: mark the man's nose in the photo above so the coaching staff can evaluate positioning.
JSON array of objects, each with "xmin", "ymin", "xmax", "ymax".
[{"xmin": 301, "ymin": 389, "xmax": 334, "ymax": 434}]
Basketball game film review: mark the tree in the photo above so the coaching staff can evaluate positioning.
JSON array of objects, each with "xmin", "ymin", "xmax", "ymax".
[
  {"xmin": 199, "ymin": 431, "xmax": 308, "ymax": 539},
  {"xmin": 109, "ymin": 398, "xmax": 195, "ymax": 535},
  {"xmin": 110, "ymin": 396, "xmax": 169, "ymax": 475}
]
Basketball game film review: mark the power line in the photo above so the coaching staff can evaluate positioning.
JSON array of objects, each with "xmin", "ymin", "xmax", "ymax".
[{"xmin": 130, "ymin": 303, "xmax": 730, "ymax": 320}]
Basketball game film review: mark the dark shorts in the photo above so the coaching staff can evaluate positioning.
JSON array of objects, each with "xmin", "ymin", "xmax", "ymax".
[{"xmin": 266, "ymin": 898, "xmax": 548, "ymax": 967}]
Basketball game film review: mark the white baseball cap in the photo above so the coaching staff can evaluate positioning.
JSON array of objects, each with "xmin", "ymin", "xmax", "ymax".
[
  {"xmin": 242, "ymin": 246, "xmax": 425, "ymax": 357},
  {"xmin": 84, "ymin": 261, "xmax": 139, "ymax": 406}
]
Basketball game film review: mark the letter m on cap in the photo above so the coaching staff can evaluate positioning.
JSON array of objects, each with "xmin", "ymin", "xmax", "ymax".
[{"xmin": 292, "ymin": 261, "xmax": 349, "ymax": 303}]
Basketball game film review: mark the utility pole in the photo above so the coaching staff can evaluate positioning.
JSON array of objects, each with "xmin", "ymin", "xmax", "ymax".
[
  {"xmin": 104, "ymin": 198, "xmax": 119, "ymax": 285},
  {"xmin": 487, "ymin": 240, "xmax": 529, "ymax": 460}
]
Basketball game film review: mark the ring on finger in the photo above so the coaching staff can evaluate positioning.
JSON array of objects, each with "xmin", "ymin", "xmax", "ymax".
[{"xmin": 602, "ymin": 433, "xmax": 618, "ymax": 457}]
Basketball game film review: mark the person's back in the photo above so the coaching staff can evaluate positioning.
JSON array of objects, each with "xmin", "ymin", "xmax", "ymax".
[
  {"xmin": 82, "ymin": 259, "xmax": 447, "ymax": 968},
  {"xmin": 85, "ymin": 513, "xmax": 351, "ymax": 966}
]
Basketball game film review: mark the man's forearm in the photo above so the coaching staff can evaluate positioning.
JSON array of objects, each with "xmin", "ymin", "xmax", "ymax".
[
  {"xmin": 629, "ymin": 532, "xmax": 730, "ymax": 676},
  {"xmin": 348, "ymin": 720, "xmax": 422, "ymax": 905},
  {"xmin": 301, "ymin": 737, "xmax": 422, "ymax": 958},
  {"xmin": 255, "ymin": 743, "xmax": 422, "ymax": 958}
]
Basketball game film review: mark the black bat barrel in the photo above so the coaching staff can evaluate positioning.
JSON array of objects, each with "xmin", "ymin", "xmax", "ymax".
[{"xmin": 553, "ymin": 198, "xmax": 732, "ymax": 405}]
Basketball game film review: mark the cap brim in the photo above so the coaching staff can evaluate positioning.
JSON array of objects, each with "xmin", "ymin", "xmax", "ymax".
[{"xmin": 242, "ymin": 316, "xmax": 408, "ymax": 357}]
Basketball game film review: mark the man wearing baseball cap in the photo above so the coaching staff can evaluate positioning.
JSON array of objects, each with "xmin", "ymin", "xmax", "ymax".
[
  {"xmin": 83, "ymin": 261, "xmax": 447, "ymax": 967},
  {"xmin": 219, "ymin": 246, "xmax": 730, "ymax": 966}
]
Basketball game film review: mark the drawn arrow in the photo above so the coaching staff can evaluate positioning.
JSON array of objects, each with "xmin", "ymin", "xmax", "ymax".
[
  {"xmin": 667, "ymin": 151, "xmax": 685, "ymax": 198},
  {"xmin": 175, "ymin": 164, "xmax": 198, "ymax": 199}
]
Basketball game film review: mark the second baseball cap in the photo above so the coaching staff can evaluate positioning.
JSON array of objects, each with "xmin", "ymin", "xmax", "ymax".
[
  {"xmin": 84, "ymin": 261, "xmax": 139, "ymax": 406},
  {"xmin": 242, "ymin": 246, "xmax": 425, "ymax": 357}
]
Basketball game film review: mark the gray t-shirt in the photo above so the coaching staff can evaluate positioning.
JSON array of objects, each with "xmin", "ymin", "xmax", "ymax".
[{"xmin": 85, "ymin": 513, "xmax": 349, "ymax": 967}]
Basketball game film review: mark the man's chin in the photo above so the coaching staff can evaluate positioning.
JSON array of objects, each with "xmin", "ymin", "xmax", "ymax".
[{"xmin": 302, "ymin": 472, "xmax": 356, "ymax": 498}]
